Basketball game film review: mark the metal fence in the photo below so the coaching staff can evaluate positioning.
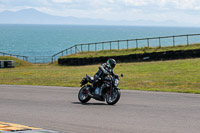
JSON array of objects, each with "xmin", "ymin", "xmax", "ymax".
[
  {"xmin": 2, "ymin": 33, "xmax": 200, "ymax": 64},
  {"xmin": 0, "ymin": 52, "xmax": 52, "ymax": 64},
  {"xmin": 0, "ymin": 51, "xmax": 28, "ymax": 61},
  {"xmin": 29, "ymin": 56, "xmax": 52, "ymax": 64},
  {"xmin": 52, "ymin": 34, "xmax": 200, "ymax": 62}
]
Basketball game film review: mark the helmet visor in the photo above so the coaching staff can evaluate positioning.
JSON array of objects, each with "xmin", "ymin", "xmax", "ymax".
[{"xmin": 111, "ymin": 63, "xmax": 116, "ymax": 68}]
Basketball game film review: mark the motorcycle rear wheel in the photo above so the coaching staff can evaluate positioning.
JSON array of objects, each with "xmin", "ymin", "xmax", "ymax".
[
  {"xmin": 106, "ymin": 89, "xmax": 121, "ymax": 105},
  {"xmin": 78, "ymin": 86, "xmax": 91, "ymax": 103}
]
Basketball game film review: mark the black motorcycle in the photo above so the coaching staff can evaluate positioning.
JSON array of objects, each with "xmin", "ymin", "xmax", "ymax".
[{"xmin": 78, "ymin": 73, "xmax": 123, "ymax": 105}]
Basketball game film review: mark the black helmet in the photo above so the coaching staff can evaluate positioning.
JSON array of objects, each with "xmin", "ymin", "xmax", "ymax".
[{"xmin": 107, "ymin": 58, "xmax": 116, "ymax": 69}]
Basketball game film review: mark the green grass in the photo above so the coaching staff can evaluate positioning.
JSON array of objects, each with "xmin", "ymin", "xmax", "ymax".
[
  {"xmin": 0, "ymin": 56, "xmax": 32, "ymax": 67},
  {"xmin": 0, "ymin": 58, "xmax": 200, "ymax": 94},
  {"xmin": 60, "ymin": 43, "xmax": 200, "ymax": 59}
]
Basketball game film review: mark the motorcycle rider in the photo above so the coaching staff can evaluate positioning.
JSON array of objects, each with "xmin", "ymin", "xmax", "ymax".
[{"xmin": 91, "ymin": 58, "xmax": 116, "ymax": 96}]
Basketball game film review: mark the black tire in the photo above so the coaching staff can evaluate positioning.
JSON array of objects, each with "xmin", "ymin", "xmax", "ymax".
[
  {"xmin": 78, "ymin": 86, "xmax": 91, "ymax": 103},
  {"xmin": 106, "ymin": 89, "xmax": 121, "ymax": 105}
]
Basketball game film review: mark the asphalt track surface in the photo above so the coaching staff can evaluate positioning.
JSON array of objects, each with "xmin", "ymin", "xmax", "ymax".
[{"xmin": 0, "ymin": 85, "xmax": 200, "ymax": 133}]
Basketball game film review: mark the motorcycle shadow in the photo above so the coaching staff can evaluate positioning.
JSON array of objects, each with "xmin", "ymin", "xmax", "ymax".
[{"xmin": 72, "ymin": 102, "xmax": 108, "ymax": 106}]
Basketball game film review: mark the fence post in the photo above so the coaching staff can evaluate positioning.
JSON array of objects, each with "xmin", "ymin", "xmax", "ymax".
[
  {"xmin": 81, "ymin": 44, "xmax": 83, "ymax": 52},
  {"xmin": 127, "ymin": 40, "xmax": 129, "ymax": 49},
  {"xmin": 66, "ymin": 49, "xmax": 68, "ymax": 55},
  {"xmin": 187, "ymin": 35, "xmax": 189, "ymax": 46},
  {"xmin": 118, "ymin": 41, "xmax": 119, "ymax": 50},
  {"xmin": 110, "ymin": 42, "xmax": 112, "ymax": 51},
  {"xmin": 52, "ymin": 56, "xmax": 54, "ymax": 63},
  {"xmin": 95, "ymin": 43, "xmax": 97, "ymax": 51},
  {"xmin": 159, "ymin": 37, "xmax": 161, "ymax": 47},
  {"xmin": 88, "ymin": 44, "xmax": 90, "ymax": 52},
  {"xmin": 136, "ymin": 39, "xmax": 138, "ymax": 48},
  {"xmin": 102, "ymin": 43, "xmax": 104, "ymax": 51},
  {"xmin": 147, "ymin": 38, "xmax": 149, "ymax": 48},
  {"xmin": 75, "ymin": 45, "xmax": 77, "ymax": 53},
  {"xmin": 173, "ymin": 36, "xmax": 175, "ymax": 46},
  {"xmin": 75, "ymin": 46, "xmax": 76, "ymax": 53}
]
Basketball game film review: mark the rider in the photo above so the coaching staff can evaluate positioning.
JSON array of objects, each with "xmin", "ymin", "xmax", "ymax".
[{"xmin": 92, "ymin": 58, "xmax": 116, "ymax": 96}]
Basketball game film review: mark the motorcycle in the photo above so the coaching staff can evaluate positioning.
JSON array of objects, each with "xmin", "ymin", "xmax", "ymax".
[{"xmin": 78, "ymin": 73, "xmax": 123, "ymax": 105}]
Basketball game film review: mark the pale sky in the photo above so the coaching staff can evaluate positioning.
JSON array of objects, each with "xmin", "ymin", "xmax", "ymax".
[{"xmin": 0, "ymin": 0, "xmax": 200, "ymax": 25}]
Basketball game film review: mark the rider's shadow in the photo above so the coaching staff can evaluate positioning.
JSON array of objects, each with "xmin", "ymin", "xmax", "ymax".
[{"xmin": 71, "ymin": 102, "xmax": 109, "ymax": 106}]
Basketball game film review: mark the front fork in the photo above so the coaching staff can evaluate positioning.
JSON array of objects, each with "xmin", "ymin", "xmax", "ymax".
[{"xmin": 110, "ymin": 83, "xmax": 113, "ymax": 98}]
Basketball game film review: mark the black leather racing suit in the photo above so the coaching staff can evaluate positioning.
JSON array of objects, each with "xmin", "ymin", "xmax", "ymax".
[{"xmin": 93, "ymin": 63, "xmax": 115, "ymax": 95}]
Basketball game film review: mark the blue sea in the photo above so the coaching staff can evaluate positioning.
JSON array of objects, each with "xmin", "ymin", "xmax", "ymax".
[{"xmin": 0, "ymin": 24, "xmax": 200, "ymax": 63}]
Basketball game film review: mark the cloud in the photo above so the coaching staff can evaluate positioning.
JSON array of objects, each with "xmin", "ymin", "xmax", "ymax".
[
  {"xmin": 155, "ymin": 0, "xmax": 200, "ymax": 10},
  {"xmin": 172, "ymin": 0, "xmax": 200, "ymax": 10},
  {"xmin": 0, "ymin": 0, "xmax": 50, "ymax": 11},
  {"xmin": 51, "ymin": 0, "xmax": 74, "ymax": 3},
  {"xmin": 121, "ymin": 0, "xmax": 149, "ymax": 6},
  {"xmin": 1, "ymin": 0, "xmax": 200, "ymax": 11},
  {"xmin": 0, "ymin": 0, "xmax": 200, "ymax": 25}
]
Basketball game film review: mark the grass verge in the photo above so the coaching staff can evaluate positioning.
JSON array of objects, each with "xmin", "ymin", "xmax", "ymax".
[{"xmin": 0, "ymin": 58, "xmax": 200, "ymax": 94}]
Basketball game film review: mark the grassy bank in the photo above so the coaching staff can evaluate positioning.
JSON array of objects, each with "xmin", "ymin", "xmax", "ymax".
[
  {"xmin": 0, "ymin": 58, "xmax": 200, "ymax": 94},
  {"xmin": 0, "ymin": 56, "xmax": 32, "ymax": 67},
  {"xmin": 60, "ymin": 43, "xmax": 200, "ymax": 59}
]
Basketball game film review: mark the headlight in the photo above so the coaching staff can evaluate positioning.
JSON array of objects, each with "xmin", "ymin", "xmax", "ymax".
[{"xmin": 114, "ymin": 79, "xmax": 119, "ymax": 87}]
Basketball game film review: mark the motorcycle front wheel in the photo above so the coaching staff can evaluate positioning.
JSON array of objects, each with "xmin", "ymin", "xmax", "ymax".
[
  {"xmin": 106, "ymin": 89, "xmax": 121, "ymax": 105},
  {"xmin": 78, "ymin": 86, "xmax": 91, "ymax": 103}
]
